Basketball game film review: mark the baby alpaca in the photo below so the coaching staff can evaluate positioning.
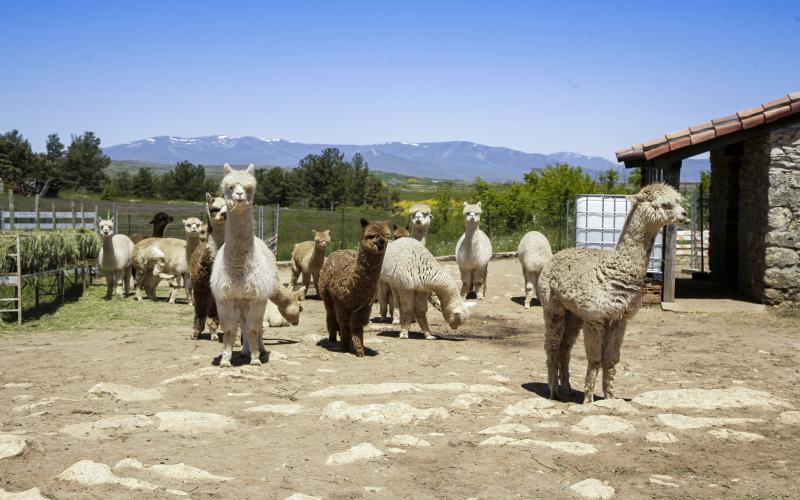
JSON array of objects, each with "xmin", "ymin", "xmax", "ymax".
[
  {"xmin": 290, "ymin": 229, "xmax": 331, "ymax": 298},
  {"xmin": 538, "ymin": 183, "xmax": 687, "ymax": 402},
  {"xmin": 408, "ymin": 203, "xmax": 432, "ymax": 245},
  {"xmin": 456, "ymin": 201, "xmax": 492, "ymax": 299},
  {"xmin": 517, "ymin": 231, "xmax": 553, "ymax": 308},
  {"xmin": 319, "ymin": 218, "xmax": 390, "ymax": 357},
  {"xmin": 97, "ymin": 218, "xmax": 135, "ymax": 299},
  {"xmin": 381, "ymin": 237, "xmax": 470, "ymax": 339}
]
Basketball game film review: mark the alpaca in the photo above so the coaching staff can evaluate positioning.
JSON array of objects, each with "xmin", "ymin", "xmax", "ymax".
[
  {"xmin": 378, "ymin": 225, "xmax": 409, "ymax": 322},
  {"xmin": 319, "ymin": 218, "xmax": 390, "ymax": 357},
  {"xmin": 290, "ymin": 229, "xmax": 331, "ymax": 298},
  {"xmin": 130, "ymin": 212, "xmax": 173, "ymax": 244},
  {"xmin": 456, "ymin": 201, "xmax": 492, "ymax": 299},
  {"xmin": 177, "ymin": 217, "xmax": 204, "ymax": 304},
  {"xmin": 265, "ymin": 285, "xmax": 307, "ymax": 327},
  {"xmin": 210, "ymin": 164, "xmax": 278, "ymax": 367},
  {"xmin": 131, "ymin": 237, "xmax": 188, "ymax": 303},
  {"xmin": 392, "ymin": 224, "xmax": 410, "ymax": 239},
  {"xmin": 190, "ymin": 194, "xmax": 227, "ymax": 340},
  {"xmin": 97, "ymin": 218, "xmax": 135, "ymax": 299},
  {"xmin": 408, "ymin": 203, "xmax": 432, "ymax": 245},
  {"xmin": 538, "ymin": 183, "xmax": 687, "ymax": 402},
  {"xmin": 517, "ymin": 231, "xmax": 553, "ymax": 309},
  {"xmin": 381, "ymin": 237, "xmax": 470, "ymax": 339}
]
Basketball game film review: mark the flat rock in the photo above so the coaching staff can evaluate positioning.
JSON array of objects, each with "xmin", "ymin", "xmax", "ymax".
[
  {"xmin": 386, "ymin": 435, "xmax": 431, "ymax": 447},
  {"xmin": 572, "ymin": 416, "xmax": 634, "ymax": 435},
  {"xmin": 478, "ymin": 435, "xmax": 518, "ymax": 446},
  {"xmin": 155, "ymin": 411, "xmax": 237, "ymax": 434},
  {"xmin": 0, "ymin": 487, "xmax": 50, "ymax": 499},
  {"xmin": 161, "ymin": 366, "xmax": 274, "ymax": 385},
  {"xmin": 633, "ymin": 387, "xmax": 792, "ymax": 410},
  {"xmin": 655, "ymin": 414, "xmax": 764, "ymax": 430},
  {"xmin": 308, "ymin": 382, "xmax": 512, "ymax": 398},
  {"xmin": 2, "ymin": 383, "xmax": 32, "ymax": 389},
  {"xmin": 57, "ymin": 460, "xmax": 158, "ymax": 491},
  {"xmin": 645, "ymin": 431, "xmax": 678, "ymax": 444},
  {"xmin": 591, "ymin": 399, "xmax": 639, "ymax": 415},
  {"xmin": 570, "ymin": 478, "xmax": 615, "ymax": 499},
  {"xmin": 488, "ymin": 374, "xmax": 511, "ymax": 383},
  {"xmin": 88, "ymin": 383, "xmax": 163, "ymax": 402},
  {"xmin": 708, "ymin": 429, "xmax": 765, "ymax": 442},
  {"xmin": 479, "ymin": 423, "xmax": 531, "ymax": 435},
  {"xmin": 148, "ymin": 463, "xmax": 234, "ymax": 482},
  {"xmin": 779, "ymin": 411, "xmax": 800, "ymax": 424},
  {"xmin": 385, "ymin": 447, "xmax": 406, "ymax": 454},
  {"xmin": 285, "ymin": 495, "xmax": 322, "ymax": 500},
  {"xmin": 0, "ymin": 434, "xmax": 27, "ymax": 460},
  {"xmin": 59, "ymin": 415, "xmax": 154, "ymax": 440},
  {"xmin": 326, "ymin": 443, "xmax": 384, "ymax": 466},
  {"xmin": 322, "ymin": 401, "xmax": 448, "ymax": 425},
  {"xmin": 503, "ymin": 398, "xmax": 556, "ymax": 416},
  {"xmin": 478, "ymin": 436, "xmax": 597, "ymax": 455},
  {"xmin": 114, "ymin": 458, "xmax": 144, "ymax": 470},
  {"xmin": 452, "ymin": 393, "xmax": 483, "ymax": 409},
  {"xmin": 244, "ymin": 404, "xmax": 304, "ymax": 415},
  {"xmin": 649, "ymin": 475, "xmax": 679, "ymax": 487}
]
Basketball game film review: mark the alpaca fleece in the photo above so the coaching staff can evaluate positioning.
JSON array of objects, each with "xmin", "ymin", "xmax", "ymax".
[
  {"xmin": 319, "ymin": 219, "xmax": 390, "ymax": 357},
  {"xmin": 517, "ymin": 231, "xmax": 553, "ymax": 309},
  {"xmin": 97, "ymin": 218, "xmax": 135, "ymax": 299},
  {"xmin": 456, "ymin": 201, "xmax": 492, "ymax": 299},
  {"xmin": 538, "ymin": 183, "xmax": 687, "ymax": 402}
]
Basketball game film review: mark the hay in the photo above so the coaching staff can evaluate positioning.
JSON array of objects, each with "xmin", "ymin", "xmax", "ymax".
[{"xmin": 0, "ymin": 230, "xmax": 101, "ymax": 276}]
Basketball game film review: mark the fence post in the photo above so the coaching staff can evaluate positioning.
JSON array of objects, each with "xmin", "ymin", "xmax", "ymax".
[
  {"xmin": 274, "ymin": 203, "xmax": 280, "ymax": 242},
  {"xmin": 340, "ymin": 207, "xmax": 345, "ymax": 250},
  {"xmin": 70, "ymin": 201, "xmax": 76, "ymax": 228},
  {"xmin": 33, "ymin": 194, "xmax": 40, "ymax": 229},
  {"xmin": 94, "ymin": 205, "xmax": 98, "ymax": 229},
  {"xmin": 80, "ymin": 202, "xmax": 85, "ymax": 229},
  {"xmin": 8, "ymin": 189, "xmax": 15, "ymax": 230},
  {"xmin": 51, "ymin": 202, "xmax": 56, "ymax": 229},
  {"xmin": 565, "ymin": 199, "xmax": 571, "ymax": 247},
  {"xmin": 128, "ymin": 211, "xmax": 131, "ymax": 235}
]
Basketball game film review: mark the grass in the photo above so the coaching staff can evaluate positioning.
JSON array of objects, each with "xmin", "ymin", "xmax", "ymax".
[{"xmin": 0, "ymin": 230, "xmax": 101, "ymax": 275}]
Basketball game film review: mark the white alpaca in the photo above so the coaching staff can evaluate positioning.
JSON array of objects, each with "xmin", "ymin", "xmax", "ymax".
[
  {"xmin": 210, "ymin": 164, "xmax": 278, "ymax": 367},
  {"xmin": 538, "ymin": 183, "xmax": 687, "ymax": 402},
  {"xmin": 517, "ymin": 231, "xmax": 553, "ymax": 309},
  {"xmin": 97, "ymin": 218, "xmax": 134, "ymax": 299},
  {"xmin": 456, "ymin": 201, "xmax": 492, "ymax": 299},
  {"xmin": 381, "ymin": 238, "xmax": 470, "ymax": 339},
  {"xmin": 409, "ymin": 203, "xmax": 432, "ymax": 245}
]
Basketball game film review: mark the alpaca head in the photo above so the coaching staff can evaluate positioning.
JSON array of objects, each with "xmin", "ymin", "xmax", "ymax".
[
  {"xmin": 463, "ymin": 201, "xmax": 482, "ymax": 224},
  {"xmin": 629, "ymin": 183, "xmax": 688, "ymax": 228},
  {"xmin": 150, "ymin": 212, "xmax": 173, "ymax": 232},
  {"xmin": 312, "ymin": 229, "xmax": 331, "ymax": 251},
  {"xmin": 443, "ymin": 300, "xmax": 470, "ymax": 330},
  {"xmin": 220, "ymin": 163, "xmax": 256, "ymax": 213},
  {"xmin": 198, "ymin": 224, "xmax": 209, "ymax": 242},
  {"xmin": 97, "ymin": 217, "xmax": 115, "ymax": 237},
  {"xmin": 183, "ymin": 217, "xmax": 203, "ymax": 236},
  {"xmin": 205, "ymin": 193, "xmax": 228, "ymax": 226},
  {"xmin": 280, "ymin": 286, "xmax": 306, "ymax": 326},
  {"xmin": 392, "ymin": 224, "xmax": 410, "ymax": 239},
  {"xmin": 359, "ymin": 218, "xmax": 390, "ymax": 255},
  {"xmin": 409, "ymin": 203, "xmax": 432, "ymax": 229}
]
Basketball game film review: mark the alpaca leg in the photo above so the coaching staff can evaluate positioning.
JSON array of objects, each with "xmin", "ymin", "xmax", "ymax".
[
  {"xmin": 185, "ymin": 273, "xmax": 193, "ymax": 306},
  {"xmin": 474, "ymin": 264, "xmax": 488, "ymax": 300},
  {"xmin": 124, "ymin": 266, "xmax": 132, "ymax": 296},
  {"xmin": 397, "ymin": 291, "xmax": 414, "ymax": 339},
  {"xmin": 192, "ymin": 295, "xmax": 206, "ymax": 340},
  {"xmin": 217, "ymin": 300, "xmax": 238, "ymax": 368},
  {"xmin": 350, "ymin": 306, "xmax": 371, "ymax": 357},
  {"xmin": 104, "ymin": 272, "xmax": 114, "ymax": 300},
  {"xmin": 336, "ymin": 308, "xmax": 353, "ymax": 353},
  {"xmin": 243, "ymin": 301, "xmax": 268, "ymax": 365},
  {"xmin": 290, "ymin": 267, "xmax": 299, "ymax": 290},
  {"xmin": 390, "ymin": 287, "xmax": 400, "ymax": 325},
  {"xmin": 323, "ymin": 295, "xmax": 339, "ymax": 343},
  {"xmin": 301, "ymin": 272, "xmax": 311, "ymax": 298},
  {"xmin": 312, "ymin": 272, "xmax": 320, "ymax": 297},
  {"xmin": 414, "ymin": 292, "xmax": 434, "ymax": 340},
  {"xmin": 523, "ymin": 270, "xmax": 533, "ymax": 309},
  {"xmin": 378, "ymin": 283, "xmax": 389, "ymax": 321},
  {"xmin": 543, "ymin": 306, "xmax": 565, "ymax": 400},
  {"xmin": 559, "ymin": 312, "xmax": 582, "ymax": 396},
  {"xmin": 208, "ymin": 297, "xmax": 220, "ymax": 341},
  {"xmin": 459, "ymin": 268, "xmax": 471, "ymax": 299},
  {"xmin": 582, "ymin": 323, "xmax": 604, "ymax": 403},
  {"xmin": 531, "ymin": 273, "xmax": 540, "ymax": 301},
  {"xmin": 602, "ymin": 319, "xmax": 627, "ymax": 399}
]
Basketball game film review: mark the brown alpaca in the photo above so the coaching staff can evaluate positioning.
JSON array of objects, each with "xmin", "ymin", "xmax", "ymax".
[
  {"xmin": 290, "ymin": 229, "xmax": 331, "ymax": 298},
  {"xmin": 392, "ymin": 224, "xmax": 410, "ymax": 239},
  {"xmin": 131, "ymin": 211, "xmax": 173, "ymax": 244},
  {"xmin": 319, "ymin": 218, "xmax": 390, "ymax": 357},
  {"xmin": 190, "ymin": 194, "xmax": 227, "ymax": 340}
]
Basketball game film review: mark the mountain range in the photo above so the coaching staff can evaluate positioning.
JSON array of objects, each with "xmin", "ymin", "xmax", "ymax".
[{"xmin": 104, "ymin": 135, "xmax": 709, "ymax": 182}]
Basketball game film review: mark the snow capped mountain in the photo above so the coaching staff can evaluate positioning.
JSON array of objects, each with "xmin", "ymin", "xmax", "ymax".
[{"xmin": 104, "ymin": 135, "xmax": 709, "ymax": 182}]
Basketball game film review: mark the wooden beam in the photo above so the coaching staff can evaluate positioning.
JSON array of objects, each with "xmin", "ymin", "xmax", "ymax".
[{"xmin": 661, "ymin": 161, "xmax": 681, "ymax": 302}]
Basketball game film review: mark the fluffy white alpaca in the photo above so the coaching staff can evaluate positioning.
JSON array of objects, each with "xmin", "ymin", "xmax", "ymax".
[
  {"xmin": 456, "ymin": 201, "xmax": 492, "ymax": 299},
  {"xmin": 408, "ymin": 203, "xmax": 432, "ymax": 245},
  {"xmin": 381, "ymin": 237, "xmax": 470, "ymax": 339},
  {"xmin": 97, "ymin": 218, "xmax": 134, "ymax": 299},
  {"xmin": 210, "ymin": 164, "xmax": 278, "ymax": 367},
  {"xmin": 517, "ymin": 231, "xmax": 553, "ymax": 309}
]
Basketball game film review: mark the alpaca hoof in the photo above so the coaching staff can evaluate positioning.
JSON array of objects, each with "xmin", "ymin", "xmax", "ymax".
[
  {"xmin": 391, "ymin": 318, "xmax": 400, "ymax": 325},
  {"xmin": 191, "ymin": 332, "xmax": 200, "ymax": 340},
  {"xmin": 210, "ymin": 333, "xmax": 220, "ymax": 342},
  {"xmin": 523, "ymin": 304, "xmax": 530, "ymax": 309},
  {"xmin": 250, "ymin": 358, "xmax": 262, "ymax": 366},
  {"xmin": 424, "ymin": 334, "xmax": 435, "ymax": 340},
  {"xmin": 399, "ymin": 331, "xmax": 409, "ymax": 339},
  {"xmin": 354, "ymin": 349, "xmax": 365, "ymax": 357},
  {"xmin": 583, "ymin": 393, "xmax": 594, "ymax": 404},
  {"xmin": 220, "ymin": 359, "xmax": 232, "ymax": 368}
]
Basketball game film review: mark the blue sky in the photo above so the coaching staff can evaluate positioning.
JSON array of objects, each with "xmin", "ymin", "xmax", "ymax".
[{"xmin": 1, "ymin": 1, "xmax": 798, "ymax": 159}]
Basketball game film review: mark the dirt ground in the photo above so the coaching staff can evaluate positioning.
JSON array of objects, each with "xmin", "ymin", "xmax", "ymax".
[{"xmin": 1, "ymin": 258, "xmax": 799, "ymax": 499}]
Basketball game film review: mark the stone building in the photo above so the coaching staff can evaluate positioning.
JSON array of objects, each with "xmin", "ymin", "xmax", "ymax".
[{"xmin": 616, "ymin": 92, "xmax": 799, "ymax": 307}]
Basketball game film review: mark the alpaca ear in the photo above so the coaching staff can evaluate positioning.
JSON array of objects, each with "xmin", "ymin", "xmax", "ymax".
[
  {"xmin": 168, "ymin": 216, "xmax": 174, "ymax": 223},
  {"xmin": 109, "ymin": 217, "xmax": 114, "ymax": 224},
  {"xmin": 205, "ymin": 192, "xmax": 213, "ymax": 203},
  {"xmin": 223, "ymin": 163, "xmax": 232, "ymax": 175},
  {"xmin": 182, "ymin": 219, "xmax": 188, "ymax": 224},
  {"xmin": 392, "ymin": 224, "xmax": 398, "ymax": 230},
  {"xmin": 405, "ymin": 224, "xmax": 410, "ymax": 230},
  {"xmin": 246, "ymin": 164, "xmax": 255, "ymax": 176},
  {"xmin": 463, "ymin": 201, "xmax": 468, "ymax": 208},
  {"xmin": 360, "ymin": 218, "xmax": 370, "ymax": 228},
  {"xmin": 476, "ymin": 201, "xmax": 481, "ymax": 208},
  {"xmin": 311, "ymin": 229, "xmax": 317, "ymax": 236}
]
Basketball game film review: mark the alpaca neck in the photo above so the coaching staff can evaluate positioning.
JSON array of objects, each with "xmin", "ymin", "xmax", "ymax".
[
  {"xmin": 429, "ymin": 269, "xmax": 460, "ymax": 308},
  {"xmin": 613, "ymin": 205, "xmax": 662, "ymax": 281},
  {"xmin": 186, "ymin": 234, "xmax": 201, "ymax": 260},
  {"xmin": 310, "ymin": 245, "xmax": 327, "ymax": 264},
  {"xmin": 153, "ymin": 225, "xmax": 166, "ymax": 238},
  {"xmin": 464, "ymin": 221, "xmax": 480, "ymax": 238},
  {"xmin": 101, "ymin": 234, "xmax": 115, "ymax": 260},
  {"xmin": 355, "ymin": 246, "xmax": 384, "ymax": 282},
  {"xmin": 411, "ymin": 225, "xmax": 428, "ymax": 245},
  {"xmin": 208, "ymin": 220, "xmax": 226, "ymax": 251},
  {"xmin": 224, "ymin": 208, "xmax": 254, "ymax": 255}
]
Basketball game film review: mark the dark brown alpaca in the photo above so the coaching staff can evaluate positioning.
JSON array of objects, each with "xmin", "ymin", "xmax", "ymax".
[
  {"xmin": 131, "ymin": 211, "xmax": 174, "ymax": 244},
  {"xmin": 190, "ymin": 194, "xmax": 227, "ymax": 340},
  {"xmin": 319, "ymin": 218, "xmax": 390, "ymax": 357}
]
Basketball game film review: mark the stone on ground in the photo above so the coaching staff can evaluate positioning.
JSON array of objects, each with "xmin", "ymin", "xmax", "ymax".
[
  {"xmin": 649, "ymin": 475, "xmax": 679, "ymax": 487},
  {"xmin": 645, "ymin": 431, "xmax": 678, "ymax": 444},
  {"xmin": 57, "ymin": 460, "xmax": 159, "ymax": 491},
  {"xmin": 0, "ymin": 487, "xmax": 49, "ymax": 499},
  {"xmin": 570, "ymin": 478, "xmax": 615, "ymax": 499},
  {"xmin": 148, "ymin": 463, "xmax": 234, "ymax": 482},
  {"xmin": 114, "ymin": 458, "xmax": 144, "ymax": 470},
  {"xmin": 308, "ymin": 382, "xmax": 511, "ymax": 398},
  {"xmin": 478, "ymin": 435, "xmax": 518, "ymax": 446},
  {"xmin": 503, "ymin": 398, "xmax": 555, "ymax": 416},
  {"xmin": 155, "ymin": 411, "xmax": 236, "ymax": 434},
  {"xmin": 321, "ymin": 401, "xmax": 448, "ymax": 425},
  {"xmin": 452, "ymin": 393, "xmax": 483, "ymax": 409},
  {"xmin": 779, "ymin": 411, "xmax": 800, "ymax": 424},
  {"xmin": 285, "ymin": 494, "xmax": 322, "ymax": 500},
  {"xmin": 707, "ymin": 429, "xmax": 765, "ymax": 442},
  {"xmin": 0, "ymin": 434, "xmax": 27, "ymax": 460},
  {"xmin": 88, "ymin": 383, "xmax": 163, "ymax": 402},
  {"xmin": 386, "ymin": 435, "xmax": 431, "ymax": 447},
  {"xmin": 479, "ymin": 423, "xmax": 531, "ymax": 435},
  {"xmin": 326, "ymin": 443, "xmax": 384, "ymax": 466},
  {"xmin": 591, "ymin": 399, "xmax": 639, "ymax": 415},
  {"xmin": 632, "ymin": 387, "xmax": 792, "ymax": 410},
  {"xmin": 59, "ymin": 415, "xmax": 154, "ymax": 440},
  {"xmin": 655, "ymin": 414, "xmax": 763, "ymax": 430},
  {"xmin": 571, "ymin": 415, "xmax": 634, "ymax": 435},
  {"xmin": 244, "ymin": 404, "xmax": 304, "ymax": 415},
  {"xmin": 512, "ymin": 439, "xmax": 598, "ymax": 456}
]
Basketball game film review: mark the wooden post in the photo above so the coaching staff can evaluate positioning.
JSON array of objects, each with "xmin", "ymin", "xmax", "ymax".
[
  {"xmin": 8, "ymin": 189, "xmax": 15, "ymax": 230},
  {"xmin": 70, "ymin": 201, "xmax": 76, "ymax": 229},
  {"xmin": 661, "ymin": 161, "xmax": 682, "ymax": 302},
  {"xmin": 80, "ymin": 202, "xmax": 85, "ymax": 229},
  {"xmin": 51, "ymin": 202, "xmax": 56, "ymax": 229},
  {"xmin": 15, "ymin": 235, "xmax": 22, "ymax": 325},
  {"xmin": 34, "ymin": 194, "xmax": 40, "ymax": 229}
]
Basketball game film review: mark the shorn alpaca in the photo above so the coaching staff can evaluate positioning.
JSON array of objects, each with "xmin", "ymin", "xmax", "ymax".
[
  {"xmin": 538, "ymin": 183, "xmax": 687, "ymax": 402},
  {"xmin": 130, "ymin": 211, "xmax": 173, "ymax": 244},
  {"xmin": 190, "ymin": 194, "xmax": 227, "ymax": 340},
  {"xmin": 408, "ymin": 203, "xmax": 432, "ymax": 245},
  {"xmin": 378, "ymin": 225, "xmax": 409, "ymax": 322},
  {"xmin": 290, "ymin": 229, "xmax": 331, "ymax": 298},
  {"xmin": 381, "ymin": 237, "xmax": 470, "ymax": 339},
  {"xmin": 517, "ymin": 231, "xmax": 553, "ymax": 309},
  {"xmin": 319, "ymin": 218, "xmax": 390, "ymax": 357},
  {"xmin": 210, "ymin": 164, "xmax": 278, "ymax": 367},
  {"xmin": 97, "ymin": 218, "xmax": 135, "ymax": 299},
  {"xmin": 456, "ymin": 201, "xmax": 492, "ymax": 299}
]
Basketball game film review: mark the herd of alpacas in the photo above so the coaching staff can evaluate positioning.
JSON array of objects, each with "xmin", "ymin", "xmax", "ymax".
[{"xmin": 96, "ymin": 164, "xmax": 686, "ymax": 402}]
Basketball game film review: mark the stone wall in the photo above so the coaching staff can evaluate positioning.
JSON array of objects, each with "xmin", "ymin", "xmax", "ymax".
[{"xmin": 738, "ymin": 135, "xmax": 769, "ymax": 301}]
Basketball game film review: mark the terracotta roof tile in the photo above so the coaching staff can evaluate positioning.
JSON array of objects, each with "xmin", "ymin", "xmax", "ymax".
[
  {"xmin": 668, "ymin": 136, "xmax": 692, "ymax": 150},
  {"xmin": 665, "ymin": 128, "xmax": 690, "ymax": 140},
  {"xmin": 712, "ymin": 114, "xmax": 739, "ymax": 125},
  {"xmin": 764, "ymin": 96, "xmax": 790, "ymax": 108},
  {"xmin": 643, "ymin": 143, "xmax": 671, "ymax": 160},
  {"xmin": 792, "ymin": 100, "xmax": 800, "ymax": 113},
  {"xmin": 642, "ymin": 136, "xmax": 668, "ymax": 149},
  {"xmin": 765, "ymin": 104, "xmax": 793, "ymax": 123},
  {"xmin": 690, "ymin": 129, "xmax": 716, "ymax": 145},
  {"xmin": 790, "ymin": 91, "xmax": 800, "ymax": 100},
  {"xmin": 737, "ymin": 106, "xmax": 764, "ymax": 119},
  {"xmin": 741, "ymin": 113, "xmax": 766, "ymax": 129},
  {"xmin": 689, "ymin": 121, "xmax": 713, "ymax": 132},
  {"xmin": 713, "ymin": 120, "xmax": 743, "ymax": 136}
]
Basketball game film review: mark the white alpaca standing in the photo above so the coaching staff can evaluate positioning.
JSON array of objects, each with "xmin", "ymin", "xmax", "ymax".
[
  {"xmin": 97, "ymin": 218, "xmax": 134, "ymax": 299},
  {"xmin": 517, "ymin": 231, "xmax": 553, "ymax": 309},
  {"xmin": 456, "ymin": 201, "xmax": 492, "ymax": 299},
  {"xmin": 210, "ymin": 164, "xmax": 278, "ymax": 367},
  {"xmin": 381, "ymin": 237, "xmax": 470, "ymax": 339},
  {"xmin": 538, "ymin": 183, "xmax": 687, "ymax": 402}
]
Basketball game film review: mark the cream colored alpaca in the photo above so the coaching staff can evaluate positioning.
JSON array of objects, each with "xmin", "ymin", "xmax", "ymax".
[
  {"xmin": 290, "ymin": 229, "xmax": 330, "ymax": 298},
  {"xmin": 538, "ymin": 183, "xmax": 687, "ymax": 402},
  {"xmin": 409, "ymin": 203, "xmax": 432, "ymax": 245},
  {"xmin": 179, "ymin": 217, "xmax": 203, "ymax": 304},
  {"xmin": 210, "ymin": 164, "xmax": 278, "ymax": 367},
  {"xmin": 517, "ymin": 231, "xmax": 553, "ymax": 309},
  {"xmin": 456, "ymin": 201, "xmax": 492, "ymax": 299},
  {"xmin": 381, "ymin": 237, "xmax": 470, "ymax": 339},
  {"xmin": 265, "ymin": 285, "xmax": 306, "ymax": 327},
  {"xmin": 97, "ymin": 218, "xmax": 134, "ymax": 299}
]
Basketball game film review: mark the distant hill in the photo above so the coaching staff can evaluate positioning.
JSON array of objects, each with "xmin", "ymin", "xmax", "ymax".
[{"xmin": 104, "ymin": 135, "xmax": 709, "ymax": 182}]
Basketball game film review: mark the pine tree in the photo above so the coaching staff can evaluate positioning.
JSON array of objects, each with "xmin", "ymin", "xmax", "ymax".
[
  {"xmin": 133, "ymin": 167, "xmax": 156, "ymax": 198},
  {"xmin": 63, "ymin": 132, "xmax": 111, "ymax": 192}
]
